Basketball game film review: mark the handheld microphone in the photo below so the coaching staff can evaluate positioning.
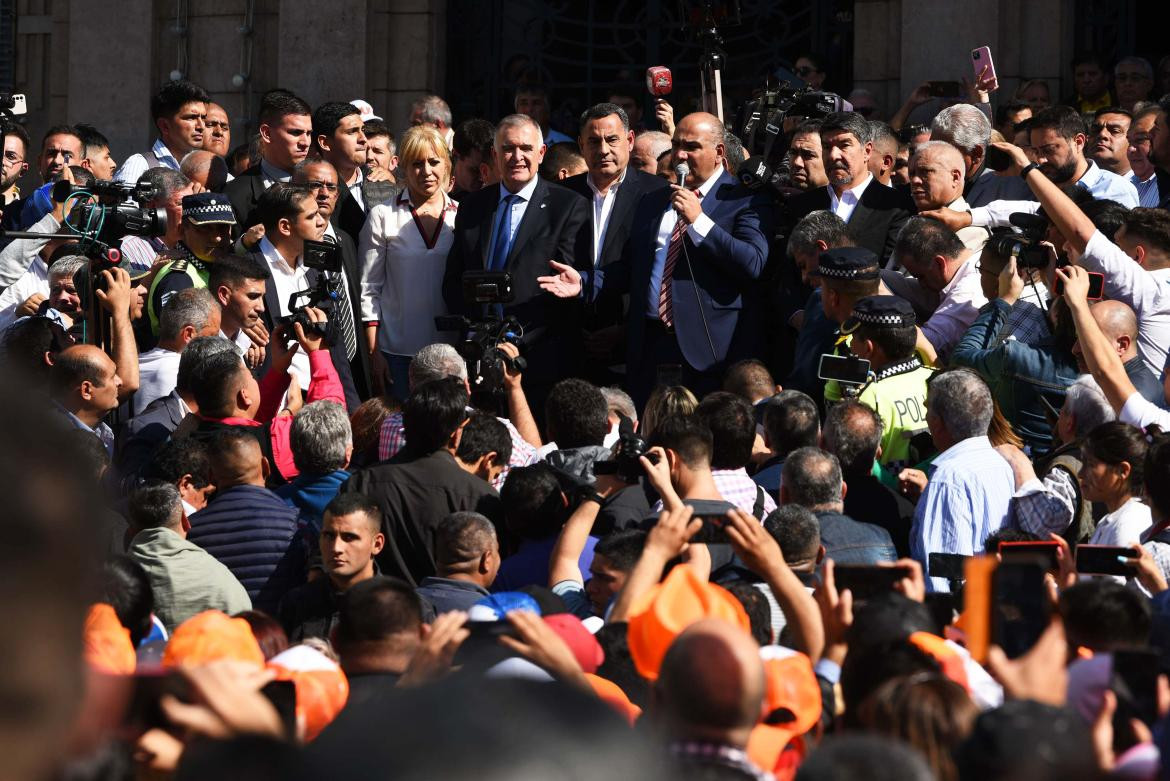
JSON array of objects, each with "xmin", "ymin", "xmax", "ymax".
[
  {"xmin": 646, "ymin": 66, "xmax": 673, "ymax": 96},
  {"xmin": 674, "ymin": 162, "xmax": 689, "ymax": 187}
]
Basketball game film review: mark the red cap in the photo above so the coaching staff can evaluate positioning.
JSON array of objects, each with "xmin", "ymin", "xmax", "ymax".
[{"xmin": 543, "ymin": 614, "xmax": 605, "ymax": 674}]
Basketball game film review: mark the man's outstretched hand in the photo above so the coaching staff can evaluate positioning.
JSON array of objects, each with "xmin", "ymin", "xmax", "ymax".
[{"xmin": 538, "ymin": 260, "xmax": 583, "ymax": 298}]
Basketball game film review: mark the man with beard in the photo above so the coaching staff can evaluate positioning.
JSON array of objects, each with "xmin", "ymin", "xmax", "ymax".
[
  {"xmin": 927, "ymin": 106, "xmax": 1139, "ymax": 233},
  {"xmin": 1127, "ymin": 106, "xmax": 1170, "ymax": 209}
]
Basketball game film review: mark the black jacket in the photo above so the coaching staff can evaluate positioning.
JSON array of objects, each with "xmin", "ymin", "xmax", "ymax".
[
  {"xmin": 116, "ymin": 390, "xmax": 188, "ymax": 487},
  {"xmin": 783, "ymin": 180, "xmax": 913, "ymax": 262},
  {"xmin": 342, "ymin": 449, "xmax": 503, "ymax": 586},
  {"xmin": 841, "ymin": 472, "xmax": 916, "ymax": 559},
  {"xmin": 222, "ymin": 164, "xmax": 267, "ymax": 234},
  {"xmin": 442, "ymin": 178, "xmax": 589, "ymax": 384},
  {"xmin": 561, "ymin": 168, "xmax": 670, "ymax": 330}
]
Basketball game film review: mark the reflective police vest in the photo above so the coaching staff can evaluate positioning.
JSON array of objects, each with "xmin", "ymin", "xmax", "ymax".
[
  {"xmin": 854, "ymin": 356, "xmax": 935, "ymax": 471},
  {"xmin": 147, "ymin": 248, "xmax": 210, "ymax": 336}
]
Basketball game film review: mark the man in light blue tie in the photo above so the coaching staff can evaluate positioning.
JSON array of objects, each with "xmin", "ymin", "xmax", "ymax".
[{"xmin": 443, "ymin": 114, "xmax": 589, "ymax": 409}]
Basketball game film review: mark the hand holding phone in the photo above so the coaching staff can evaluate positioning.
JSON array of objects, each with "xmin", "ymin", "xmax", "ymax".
[
  {"xmin": 1054, "ymin": 271, "xmax": 1105, "ymax": 300},
  {"xmin": 927, "ymin": 81, "xmax": 963, "ymax": 99},
  {"xmin": 833, "ymin": 564, "xmax": 913, "ymax": 601},
  {"xmin": 818, "ymin": 354, "xmax": 871, "ymax": 385},
  {"xmin": 971, "ymin": 47, "xmax": 999, "ymax": 91},
  {"xmin": 1076, "ymin": 544, "xmax": 1139, "ymax": 576}
]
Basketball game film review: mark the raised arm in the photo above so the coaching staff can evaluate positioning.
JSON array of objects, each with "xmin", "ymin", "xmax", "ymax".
[{"xmin": 1058, "ymin": 265, "xmax": 1137, "ymax": 412}]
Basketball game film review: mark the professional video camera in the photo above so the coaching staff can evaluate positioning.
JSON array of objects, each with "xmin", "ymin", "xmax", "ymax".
[
  {"xmin": 434, "ymin": 271, "xmax": 527, "ymax": 396},
  {"xmin": 734, "ymin": 82, "xmax": 852, "ymax": 196},
  {"xmin": 594, "ymin": 416, "xmax": 660, "ymax": 483},
  {"xmin": 54, "ymin": 179, "xmax": 167, "ymax": 261},
  {"xmin": 984, "ymin": 212, "xmax": 1052, "ymax": 270},
  {"xmin": 276, "ymin": 238, "xmax": 343, "ymax": 345}
]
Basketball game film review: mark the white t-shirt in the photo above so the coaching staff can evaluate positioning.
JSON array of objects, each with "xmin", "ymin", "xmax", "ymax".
[{"xmin": 1089, "ymin": 496, "xmax": 1152, "ymax": 547}]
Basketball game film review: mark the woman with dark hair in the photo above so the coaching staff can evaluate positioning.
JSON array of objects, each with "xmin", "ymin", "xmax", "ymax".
[
  {"xmin": 854, "ymin": 674, "xmax": 978, "ymax": 781},
  {"xmin": 348, "ymin": 395, "xmax": 400, "ymax": 469},
  {"xmin": 235, "ymin": 610, "xmax": 290, "ymax": 661},
  {"xmin": 1082, "ymin": 421, "xmax": 1151, "ymax": 547}
]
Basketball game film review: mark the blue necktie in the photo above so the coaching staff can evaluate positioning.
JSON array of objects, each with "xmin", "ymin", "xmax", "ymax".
[{"xmin": 489, "ymin": 194, "xmax": 517, "ymax": 271}]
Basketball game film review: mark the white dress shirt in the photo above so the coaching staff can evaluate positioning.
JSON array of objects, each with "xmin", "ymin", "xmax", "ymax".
[
  {"xmin": 358, "ymin": 190, "xmax": 457, "ymax": 356},
  {"xmin": 827, "ymin": 173, "xmax": 874, "ymax": 223},
  {"xmin": 586, "ymin": 168, "xmax": 627, "ymax": 267},
  {"xmin": 0, "ymin": 255, "xmax": 48, "ymax": 331},
  {"xmin": 1077, "ymin": 229, "xmax": 1170, "ymax": 375},
  {"xmin": 646, "ymin": 167, "xmax": 722, "ymax": 318},
  {"xmin": 258, "ymin": 236, "xmax": 311, "ymax": 389},
  {"xmin": 115, "ymin": 138, "xmax": 180, "ymax": 184},
  {"xmin": 969, "ymin": 160, "xmax": 1140, "ymax": 228},
  {"xmin": 348, "ymin": 168, "xmax": 365, "ymax": 211},
  {"xmin": 134, "ymin": 347, "xmax": 182, "ymax": 415}
]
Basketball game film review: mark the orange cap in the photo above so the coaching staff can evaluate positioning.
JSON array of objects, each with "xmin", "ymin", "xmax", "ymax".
[
  {"xmin": 268, "ymin": 645, "xmax": 349, "ymax": 742},
  {"xmin": 908, "ymin": 631, "xmax": 969, "ymax": 690},
  {"xmin": 627, "ymin": 565, "xmax": 750, "ymax": 681},
  {"xmin": 747, "ymin": 646, "xmax": 822, "ymax": 774},
  {"xmin": 162, "ymin": 611, "xmax": 265, "ymax": 669},
  {"xmin": 83, "ymin": 603, "xmax": 137, "ymax": 675}
]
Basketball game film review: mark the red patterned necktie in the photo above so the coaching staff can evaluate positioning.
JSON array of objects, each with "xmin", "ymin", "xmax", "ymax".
[{"xmin": 657, "ymin": 190, "xmax": 700, "ymax": 327}]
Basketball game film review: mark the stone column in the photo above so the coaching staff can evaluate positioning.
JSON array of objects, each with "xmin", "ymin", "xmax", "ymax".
[{"xmin": 278, "ymin": 0, "xmax": 370, "ymax": 110}]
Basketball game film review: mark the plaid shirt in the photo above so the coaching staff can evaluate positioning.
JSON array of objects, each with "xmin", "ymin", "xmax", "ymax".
[
  {"xmin": 652, "ymin": 468, "xmax": 776, "ymax": 518},
  {"xmin": 377, "ymin": 409, "xmax": 538, "ymax": 488},
  {"xmin": 1013, "ymin": 471, "xmax": 1078, "ymax": 537},
  {"xmin": 998, "ymin": 297, "xmax": 1051, "ymax": 347}
]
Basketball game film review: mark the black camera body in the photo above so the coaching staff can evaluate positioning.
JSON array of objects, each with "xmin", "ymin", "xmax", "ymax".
[
  {"xmin": 434, "ymin": 271, "xmax": 526, "ymax": 396},
  {"xmin": 735, "ymin": 83, "xmax": 851, "ymax": 195},
  {"xmin": 276, "ymin": 238, "xmax": 343, "ymax": 345},
  {"xmin": 594, "ymin": 416, "xmax": 658, "ymax": 483},
  {"xmin": 985, "ymin": 212, "xmax": 1052, "ymax": 270}
]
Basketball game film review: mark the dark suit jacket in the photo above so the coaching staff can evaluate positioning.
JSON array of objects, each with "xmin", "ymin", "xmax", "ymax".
[
  {"xmin": 442, "ymin": 178, "xmax": 589, "ymax": 380},
  {"xmin": 562, "ymin": 168, "xmax": 670, "ymax": 329},
  {"xmin": 783, "ymin": 179, "xmax": 913, "ymax": 262},
  {"xmin": 247, "ymin": 250, "xmax": 362, "ymax": 411},
  {"xmin": 590, "ymin": 170, "xmax": 775, "ymax": 375},
  {"xmin": 1156, "ymin": 168, "xmax": 1170, "ymax": 209},
  {"xmin": 332, "ymin": 229, "xmax": 373, "ymax": 401},
  {"xmin": 332, "ymin": 177, "xmax": 401, "ymax": 241},
  {"xmin": 116, "ymin": 390, "xmax": 188, "ymax": 488},
  {"xmin": 223, "ymin": 165, "xmax": 267, "ymax": 234}
]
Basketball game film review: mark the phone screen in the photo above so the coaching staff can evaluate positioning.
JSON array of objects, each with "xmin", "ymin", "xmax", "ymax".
[
  {"xmin": 928, "ymin": 81, "xmax": 963, "ymax": 98},
  {"xmin": 817, "ymin": 354, "xmax": 871, "ymax": 385},
  {"xmin": 999, "ymin": 541, "xmax": 1060, "ymax": 571},
  {"xmin": 1054, "ymin": 272, "xmax": 1105, "ymax": 300},
  {"xmin": 690, "ymin": 514, "xmax": 731, "ymax": 544},
  {"xmin": 985, "ymin": 145, "xmax": 1012, "ymax": 172},
  {"xmin": 833, "ymin": 565, "xmax": 911, "ymax": 601},
  {"xmin": 992, "ymin": 559, "xmax": 1050, "ymax": 659},
  {"xmin": 928, "ymin": 552, "xmax": 970, "ymax": 581},
  {"xmin": 1075, "ymin": 544, "xmax": 1138, "ymax": 576},
  {"xmin": 1112, "ymin": 648, "xmax": 1160, "ymax": 727}
]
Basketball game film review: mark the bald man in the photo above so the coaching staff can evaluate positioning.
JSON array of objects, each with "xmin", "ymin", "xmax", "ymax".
[
  {"xmin": 49, "ymin": 344, "xmax": 123, "ymax": 454},
  {"xmin": 631, "ymin": 130, "xmax": 672, "ymax": 175},
  {"xmin": 187, "ymin": 428, "xmax": 304, "ymax": 613},
  {"xmin": 180, "ymin": 149, "xmax": 229, "ymax": 192},
  {"xmin": 415, "ymin": 511, "xmax": 500, "ymax": 614},
  {"xmin": 1076, "ymin": 299, "xmax": 1165, "ymax": 405},
  {"xmin": 655, "ymin": 618, "xmax": 768, "ymax": 774},
  {"xmin": 909, "ymin": 141, "xmax": 988, "ymax": 251},
  {"xmin": 540, "ymin": 111, "xmax": 774, "ymax": 404}
]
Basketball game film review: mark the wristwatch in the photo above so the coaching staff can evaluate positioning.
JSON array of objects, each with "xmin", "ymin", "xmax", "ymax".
[
  {"xmin": 1019, "ymin": 162, "xmax": 1040, "ymax": 179},
  {"xmin": 579, "ymin": 489, "xmax": 606, "ymax": 506}
]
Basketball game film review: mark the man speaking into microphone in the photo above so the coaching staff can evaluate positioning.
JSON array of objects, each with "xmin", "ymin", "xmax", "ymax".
[{"xmin": 540, "ymin": 111, "xmax": 774, "ymax": 404}]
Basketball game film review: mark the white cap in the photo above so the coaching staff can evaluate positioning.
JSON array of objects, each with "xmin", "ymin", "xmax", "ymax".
[{"xmin": 350, "ymin": 98, "xmax": 382, "ymax": 122}]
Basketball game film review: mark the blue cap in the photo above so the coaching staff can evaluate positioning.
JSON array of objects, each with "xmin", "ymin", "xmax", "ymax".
[
  {"xmin": 841, "ymin": 294, "xmax": 917, "ymax": 334},
  {"xmin": 181, "ymin": 192, "xmax": 235, "ymax": 225},
  {"xmin": 812, "ymin": 246, "xmax": 880, "ymax": 280},
  {"xmin": 468, "ymin": 592, "xmax": 542, "ymax": 622}
]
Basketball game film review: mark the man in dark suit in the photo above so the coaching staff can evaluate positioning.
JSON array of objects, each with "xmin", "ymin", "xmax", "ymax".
[
  {"xmin": 561, "ymin": 102, "xmax": 670, "ymax": 383},
  {"xmin": 292, "ymin": 158, "xmax": 373, "ymax": 400},
  {"xmin": 783, "ymin": 111, "xmax": 913, "ymax": 263},
  {"xmin": 442, "ymin": 114, "xmax": 589, "ymax": 406},
  {"xmin": 540, "ymin": 112, "xmax": 775, "ymax": 405},
  {"xmin": 223, "ymin": 90, "xmax": 313, "ymax": 233},
  {"xmin": 247, "ymin": 183, "xmax": 361, "ymax": 411}
]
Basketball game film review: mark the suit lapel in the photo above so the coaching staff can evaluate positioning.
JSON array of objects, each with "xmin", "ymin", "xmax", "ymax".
[
  {"xmin": 505, "ymin": 178, "xmax": 548, "ymax": 268},
  {"xmin": 601, "ymin": 173, "xmax": 640, "ymax": 259},
  {"xmin": 478, "ymin": 187, "xmax": 503, "ymax": 269}
]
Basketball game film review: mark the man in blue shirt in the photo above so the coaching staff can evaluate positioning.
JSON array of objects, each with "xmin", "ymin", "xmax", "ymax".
[{"xmin": 911, "ymin": 369, "xmax": 1015, "ymax": 591}]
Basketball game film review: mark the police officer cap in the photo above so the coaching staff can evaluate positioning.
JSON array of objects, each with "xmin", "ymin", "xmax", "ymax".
[
  {"xmin": 181, "ymin": 192, "xmax": 236, "ymax": 226},
  {"xmin": 812, "ymin": 246, "xmax": 880, "ymax": 280},
  {"xmin": 841, "ymin": 294, "xmax": 917, "ymax": 335}
]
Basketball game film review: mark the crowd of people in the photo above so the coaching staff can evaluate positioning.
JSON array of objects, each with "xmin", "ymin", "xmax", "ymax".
[{"xmin": 7, "ymin": 46, "xmax": 1170, "ymax": 781}]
